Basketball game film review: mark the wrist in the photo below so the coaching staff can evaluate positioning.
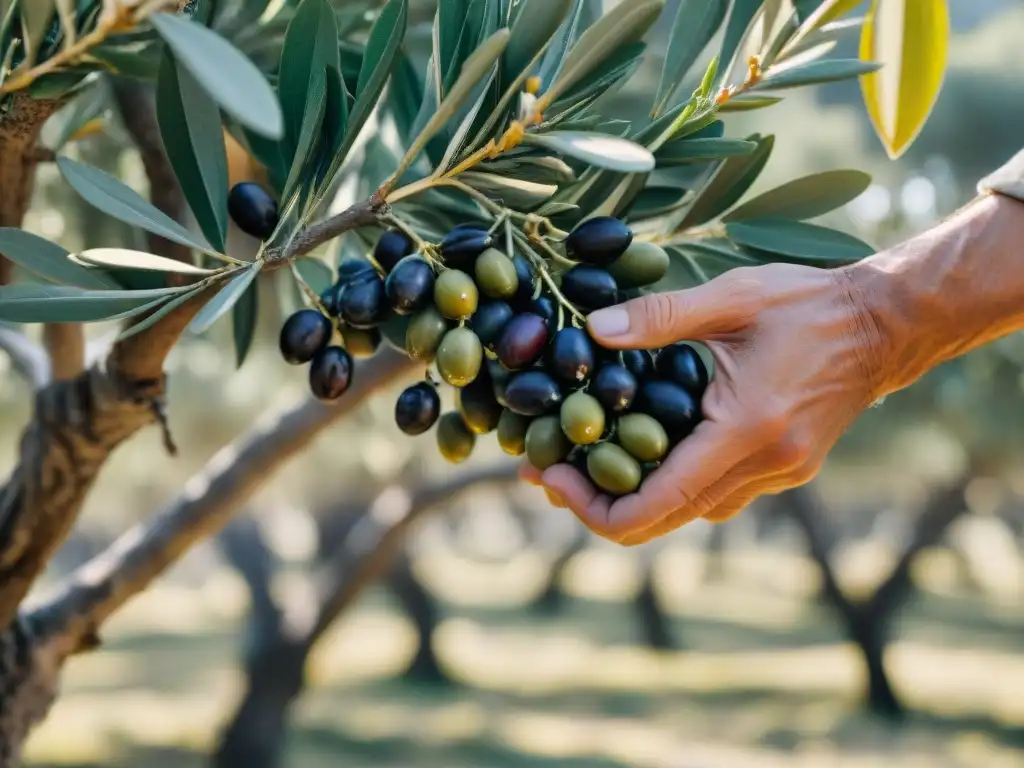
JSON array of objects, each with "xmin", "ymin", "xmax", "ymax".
[{"xmin": 842, "ymin": 192, "xmax": 1024, "ymax": 397}]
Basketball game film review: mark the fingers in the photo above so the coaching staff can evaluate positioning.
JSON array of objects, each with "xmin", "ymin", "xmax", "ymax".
[
  {"xmin": 585, "ymin": 273, "xmax": 757, "ymax": 349},
  {"xmin": 544, "ymin": 418, "xmax": 749, "ymax": 540}
]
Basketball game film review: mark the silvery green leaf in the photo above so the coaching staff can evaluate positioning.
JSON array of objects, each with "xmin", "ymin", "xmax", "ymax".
[
  {"xmin": 189, "ymin": 264, "xmax": 261, "ymax": 333},
  {"xmin": 725, "ymin": 219, "xmax": 874, "ymax": 263},
  {"xmin": 653, "ymin": 0, "xmax": 728, "ymax": 117},
  {"xmin": 0, "ymin": 228, "xmax": 116, "ymax": 289},
  {"xmin": 459, "ymin": 171, "xmax": 556, "ymax": 210},
  {"xmin": 522, "ymin": 131, "xmax": 655, "ymax": 173},
  {"xmin": 0, "ymin": 283, "xmax": 189, "ymax": 323}
]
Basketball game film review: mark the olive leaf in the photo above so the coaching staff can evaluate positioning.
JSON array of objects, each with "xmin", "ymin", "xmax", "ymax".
[
  {"xmin": 48, "ymin": 81, "xmax": 109, "ymax": 152},
  {"xmin": 676, "ymin": 134, "xmax": 774, "ymax": 229},
  {"xmin": 717, "ymin": 94, "xmax": 783, "ymax": 112},
  {"xmin": 0, "ymin": 228, "xmax": 117, "ymax": 289},
  {"xmin": 73, "ymin": 248, "xmax": 218, "ymax": 275},
  {"xmin": 0, "ymin": 283, "xmax": 191, "ymax": 323},
  {"xmin": 656, "ymin": 138, "xmax": 757, "ymax": 166},
  {"xmin": 525, "ymin": 131, "xmax": 655, "ymax": 173},
  {"xmin": 189, "ymin": 264, "xmax": 261, "ymax": 334},
  {"xmin": 149, "ymin": 13, "xmax": 283, "ymax": 139},
  {"xmin": 460, "ymin": 172, "xmax": 557, "ymax": 210},
  {"xmin": 295, "ymin": 257, "xmax": 334, "ymax": 295},
  {"xmin": 232, "ymin": 281, "xmax": 259, "ymax": 368},
  {"xmin": 755, "ymin": 58, "xmax": 881, "ymax": 90},
  {"xmin": 724, "ymin": 169, "xmax": 871, "ymax": 221},
  {"xmin": 502, "ymin": 0, "xmax": 573, "ymax": 88},
  {"xmin": 19, "ymin": 0, "xmax": 55, "ymax": 65},
  {"xmin": 278, "ymin": 0, "xmax": 339, "ymax": 153},
  {"xmin": 116, "ymin": 285, "xmax": 211, "ymax": 341},
  {"xmin": 653, "ymin": 0, "xmax": 728, "ymax": 118},
  {"xmin": 725, "ymin": 219, "xmax": 874, "ymax": 263},
  {"xmin": 715, "ymin": 0, "xmax": 763, "ymax": 88},
  {"xmin": 156, "ymin": 52, "xmax": 230, "ymax": 253},
  {"xmin": 56, "ymin": 156, "xmax": 215, "ymax": 255}
]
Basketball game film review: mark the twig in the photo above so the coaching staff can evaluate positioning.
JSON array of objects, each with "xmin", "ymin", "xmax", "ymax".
[
  {"xmin": 28, "ymin": 349, "xmax": 419, "ymax": 652},
  {"xmin": 263, "ymin": 193, "xmax": 388, "ymax": 264},
  {"xmin": 0, "ymin": 326, "xmax": 50, "ymax": 389}
]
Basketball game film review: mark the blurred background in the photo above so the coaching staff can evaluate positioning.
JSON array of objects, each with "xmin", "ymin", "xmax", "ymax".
[{"xmin": 6, "ymin": 0, "xmax": 1024, "ymax": 766}]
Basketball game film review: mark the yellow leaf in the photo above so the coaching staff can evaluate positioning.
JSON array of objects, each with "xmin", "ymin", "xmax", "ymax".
[
  {"xmin": 859, "ymin": 0, "xmax": 949, "ymax": 159},
  {"xmin": 783, "ymin": 0, "xmax": 863, "ymax": 55}
]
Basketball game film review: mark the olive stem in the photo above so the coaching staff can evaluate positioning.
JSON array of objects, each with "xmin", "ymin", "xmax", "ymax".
[
  {"xmin": 383, "ymin": 213, "xmax": 444, "ymax": 271},
  {"xmin": 289, "ymin": 260, "xmax": 331, "ymax": 316},
  {"xmin": 511, "ymin": 230, "xmax": 585, "ymax": 324}
]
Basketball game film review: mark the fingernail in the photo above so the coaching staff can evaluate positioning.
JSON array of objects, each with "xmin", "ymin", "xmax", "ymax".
[{"xmin": 587, "ymin": 308, "xmax": 630, "ymax": 338}]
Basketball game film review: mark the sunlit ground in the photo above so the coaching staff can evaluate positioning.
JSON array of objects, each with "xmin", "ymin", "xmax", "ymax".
[{"xmin": 25, "ymin": 542, "xmax": 1024, "ymax": 768}]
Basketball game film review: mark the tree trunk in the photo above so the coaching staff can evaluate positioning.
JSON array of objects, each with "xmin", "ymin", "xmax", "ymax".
[
  {"xmin": 850, "ymin": 606, "xmax": 903, "ymax": 719},
  {"xmin": 212, "ymin": 638, "xmax": 308, "ymax": 768},
  {"xmin": 633, "ymin": 565, "xmax": 676, "ymax": 651},
  {"xmin": 389, "ymin": 556, "xmax": 449, "ymax": 685},
  {"xmin": 530, "ymin": 537, "xmax": 585, "ymax": 615}
]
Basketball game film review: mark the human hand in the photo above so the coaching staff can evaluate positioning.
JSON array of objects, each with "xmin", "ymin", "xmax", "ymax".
[{"xmin": 521, "ymin": 262, "xmax": 891, "ymax": 545}]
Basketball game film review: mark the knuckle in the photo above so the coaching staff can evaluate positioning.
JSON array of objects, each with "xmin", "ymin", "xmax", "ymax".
[
  {"xmin": 754, "ymin": 405, "xmax": 790, "ymax": 446},
  {"xmin": 772, "ymin": 430, "xmax": 814, "ymax": 469}
]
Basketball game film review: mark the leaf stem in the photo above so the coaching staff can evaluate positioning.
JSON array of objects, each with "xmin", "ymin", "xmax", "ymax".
[{"xmin": 510, "ymin": 228, "xmax": 584, "ymax": 324}]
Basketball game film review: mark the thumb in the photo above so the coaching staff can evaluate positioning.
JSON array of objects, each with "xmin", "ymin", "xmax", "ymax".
[{"xmin": 585, "ymin": 278, "xmax": 751, "ymax": 349}]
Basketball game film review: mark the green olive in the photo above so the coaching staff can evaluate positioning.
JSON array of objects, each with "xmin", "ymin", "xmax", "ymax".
[
  {"xmin": 436, "ymin": 327, "xmax": 483, "ymax": 387},
  {"xmin": 587, "ymin": 443, "xmax": 642, "ymax": 495},
  {"xmin": 525, "ymin": 415, "xmax": 571, "ymax": 471},
  {"xmin": 341, "ymin": 326, "xmax": 381, "ymax": 358},
  {"xmin": 474, "ymin": 248, "xmax": 519, "ymax": 299},
  {"xmin": 607, "ymin": 241, "xmax": 670, "ymax": 288},
  {"xmin": 560, "ymin": 391, "xmax": 606, "ymax": 445},
  {"xmin": 433, "ymin": 269, "xmax": 479, "ymax": 319},
  {"xmin": 497, "ymin": 409, "xmax": 531, "ymax": 456},
  {"xmin": 405, "ymin": 306, "xmax": 449, "ymax": 362},
  {"xmin": 616, "ymin": 413, "xmax": 669, "ymax": 461},
  {"xmin": 436, "ymin": 411, "xmax": 476, "ymax": 463}
]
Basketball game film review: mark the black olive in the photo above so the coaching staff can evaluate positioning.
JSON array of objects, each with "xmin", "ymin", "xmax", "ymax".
[
  {"xmin": 655, "ymin": 343, "xmax": 709, "ymax": 396},
  {"xmin": 337, "ymin": 258, "xmax": 378, "ymax": 285},
  {"xmin": 620, "ymin": 349, "xmax": 656, "ymax": 380},
  {"xmin": 468, "ymin": 300, "xmax": 514, "ymax": 351},
  {"xmin": 511, "ymin": 252, "xmax": 535, "ymax": 307},
  {"xmin": 279, "ymin": 308, "xmax": 331, "ymax": 365},
  {"xmin": 529, "ymin": 294, "xmax": 558, "ymax": 332},
  {"xmin": 548, "ymin": 327, "xmax": 596, "ymax": 385},
  {"xmin": 228, "ymin": 182, "xmax": 279, "ymax": 241},
  {"xmin": 440, "ymin": 227, "xmax": 493, "ymax": 270},
  {"xmin": 590, "ymin": 363, "xmax": 637, "ymax": 413},
  {"xmin": 395, "ymin": 381, "xmax": 441, "ymax": 435},
  {"xmin": 488, "ymin": 359, "xmax": 513, "ymax": 407},
  {"xmin": 564, "ymin": 216, "xmax": 633, "ymax": 267},
  {"xmin": 503, "ymin": 370, "xmax": 563, "ymax": 416},
  {"xmin": 385, "ymin": 255, "xmax": 435, "ymax": 315},
  {"xmin": 308, "ymin": 346, "xmax": 353, "ymax": 401},
  {"xmin": 338, "ymin": 273, "xmax": 387, "ymax": 329},
  {"xmin": 496, "ymin": 313, "xmax": 549, "ymax": 371},
  {"xmin": 635, "ymin": 380, "xmax": 701, "ymax": 438},
  {"xmin": 319, "ymin": 283, "xmax": 341, "ymax": 317},
  {"xmin": 373, "ymin": 229, "xmax": 415, "ymax": 273},
  {"xmin": 560, "ymin": 265, "xmax": 618, "ymax": 311}
]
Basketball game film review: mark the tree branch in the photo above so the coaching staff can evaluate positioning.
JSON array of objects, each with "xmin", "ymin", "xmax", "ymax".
[
  {"xmin": 218, "ymin": 515, "xmax": 281, "ymax": 637},
  {"xmin": 264, "ymin": 193, "xmax": 389, "ymax": 264},
  {"xmin": 0, "ymin": 327, "xmax": 49, "ymax": 389},
  {"xmin": 28, "ymin": 349, "xmax": 419, "ymax": 651},
  {"xmin": 307, "ymin": 464, "xmax": 518, "ymax": 644}
]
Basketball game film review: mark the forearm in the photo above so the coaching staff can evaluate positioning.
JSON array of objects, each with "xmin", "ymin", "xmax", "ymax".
[{"xmin": 848, "ymin": 175, "xmax": 1024, "ymax": 397}]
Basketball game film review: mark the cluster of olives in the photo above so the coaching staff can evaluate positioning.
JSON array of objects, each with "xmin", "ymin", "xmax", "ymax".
[{"xmin": 229, "ymin": 175, "xmax": 709, "ymax": 498}]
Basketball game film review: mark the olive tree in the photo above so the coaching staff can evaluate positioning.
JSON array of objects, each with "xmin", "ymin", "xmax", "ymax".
[{"xmin": 0, "ymin": 0, "xmax": 949, "ymax": 762}]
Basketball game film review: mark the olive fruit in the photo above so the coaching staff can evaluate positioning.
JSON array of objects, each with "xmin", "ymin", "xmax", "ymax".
[
  {"xmin": 436, "ymin": 412, "xmax": 476, "ymax": 463},
  {"xmin": 560, "ymin": 265, "xmax": 618, "ymax": 311},
  {"xmin": 436, "ymin": 326, "xmax": 483, "ymax": 387},
  {"xmin": 497, "ymin": 410, "xmax": 531, "ymax": 456},
  {"xmin": 320, "ymin": 283, "xmax": 341, "ymax": 317},
  {"xmin": 496, "ymin": 313, "xmax": 549, "ymax": 371},
  {"xmin": 525, "ymin": 415, "xmax": 572, "ymax": 471},
  {"xmin": 635, "ymin": 380, "xmax": 700, "ymax": 437},
  {"xmin": 616, "ymin": 413, "xmax": 669, "ymax": 462},
  {"xmin": 474, "ymin": 247, "xmax": 519, "ymax": 299},
  {"xmin": 338, "ymin": 258, "xmax": 377, "ymax": 285},
  {"xmin": 279, "ymin": 308, "xmax": 331, "ymax": 365},
  {"xmin": 587, "ymin": 443, "xmax": 642, "ymax": 496},
  {"xmin": 308, "ymin": 346, "xmax": 353, "ymax": 401},
  {"xmin": 395, "ymin": 382, "xmax": 441, "ymax": 435},
  {"xmin": 338, "ymin": 273, "xmax": 387, "ymax": 329},
  {"xmin": 228, "ymin": 182, "xmax": 279, "ymax": 241},
  {"xmin": 511, "ymin": 252, "xmax": 535, "ymax": 306},
  {"xmin": 529, "ymin": 294, "xmax": 558, "ymax": 332},
  {"xmin": 655, "ymin": 343, "xmax": 709, "ymax": 396},
  {"xmin": 405, "ymin": 306, "xmax": 449, "ymax": 361},
  {"xmin": 560, "ymin": 391, "xmax": 605, "ymax": 445},
  {"xmin": 434, "ymin": 269, "xmax": 479, "ymax": 320},
  {"xmin": 591, "ymin": 363, "xmax": 637, "ymax": 413},
  {"xmin": 373, "ymin": 229, "xmax": 415, "ymax": 273},
  {"xmin": 341, "ymin": 325, "xmax": 381, "ymax": 358},
  {"xmin": 564, "ymin": 216, "xmax": 633, "ymax": 267},
  {"xmin": 607, "ymin": 241, "xmax": 670, "ymax": 288},
  {"xmin": 548, "ymin": 327, "xmax": 596, "ymax": 385},
  {"xmin": 456, "ymin": 370, "xmax": 503, "ymax": 434},
  {"xmin": 488, "ymin": 359, "xmax": 513, "ymax": 406},
  {"xmin": 620, "ymin": 349, "xmax": 655, "ymax": 380},
  {"xmin": 385, "ymin": 256, "xmax": 435, "ymax": 315},
  {"xmin": 440, "ymin": 227, "xmax": 492, "ymax": 270},
  {"xmin": 468, "ymin": 300, "xmax": 514, "ymax": 351},
  {"xmin": 503, "ymin": 370, "xmax": 563, "ymax": 416}
]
